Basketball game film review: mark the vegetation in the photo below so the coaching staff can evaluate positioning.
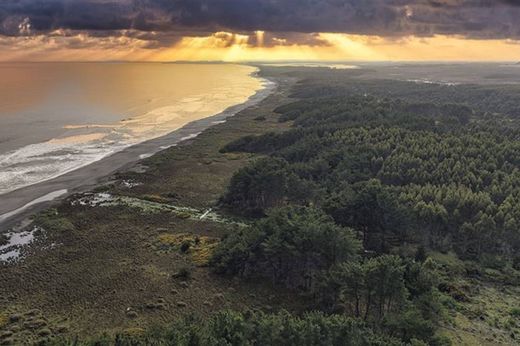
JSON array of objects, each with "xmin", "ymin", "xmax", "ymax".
[
  {"xmin": 215, "ymin": 79, "xmax": 520, "ymax": 344},
  {"xmin": 211, "ymin": 207, "xmax": 360, "ymax": 289},
  {"xmin": 288, "ymin": 71, "xmax": 520, "ymax": 117},
  {"xmin": 211, "ymin": 208, "xmax": 446, "ymax": 344},
  {"xmin": 221, "ymin": 95, "xmax": 520, "ymax": 261},
  {"xmin": 50, "ymin": 310, "xmax": 401, "ymax": 346}
]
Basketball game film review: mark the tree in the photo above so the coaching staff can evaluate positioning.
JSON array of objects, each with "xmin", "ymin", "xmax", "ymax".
[
  {"xmin": 326, "ymin": 180, "xmax": 410, "ymax": 253},
  {"xmin": 221, "ymin": 157, "xmax": 290, "ymax": 216},
  {"xmin": 327, "ymin": 255, "xmax": 407, "ymax": 322},
  {"xmin": 211, "ymin": 207, "xmax": 360, "ymax": 290}
]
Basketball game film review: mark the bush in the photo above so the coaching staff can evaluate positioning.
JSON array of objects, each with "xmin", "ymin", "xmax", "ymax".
[
  {"xmin": 173, "ymin": 266, "xmax": 192, "ymax": 280},
  {"xmin": 0, "ymin": 233, "xmax": 8, "ymax": 247},
  {"xmin": 35, "ymin": 209, "xmax": 75, "ymax": 233},
  {"xmin": 510, "ymin": 308, "xmax": 520, "ymax": 318},
  {"xmin": 180, "ymin": 241, "xmax": 191, "ymax": 253}
]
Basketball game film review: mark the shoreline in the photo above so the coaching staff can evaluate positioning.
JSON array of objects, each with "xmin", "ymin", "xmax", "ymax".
[
  {"xmin": 0, "ymin": 72, "xmax": 278, "ymax": 232},
  {"xmin": 0, "ymin": 69, "xmax": 299, "ymax": 340}
]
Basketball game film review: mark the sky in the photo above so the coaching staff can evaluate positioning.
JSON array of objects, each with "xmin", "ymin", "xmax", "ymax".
[{"xmin": 2, "ymin": 0, "xmax": 520, "ymax": 62}]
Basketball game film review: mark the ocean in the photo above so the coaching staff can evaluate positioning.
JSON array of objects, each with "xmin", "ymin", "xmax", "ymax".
[{"xmin": 0, "ymin": 62, "xmax": 266, "ymax": 196}]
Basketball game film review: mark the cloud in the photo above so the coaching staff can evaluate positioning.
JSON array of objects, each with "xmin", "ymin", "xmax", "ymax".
[{"xmin": 2, "ymin": 0, "xmax": 520, "ymax": 46}]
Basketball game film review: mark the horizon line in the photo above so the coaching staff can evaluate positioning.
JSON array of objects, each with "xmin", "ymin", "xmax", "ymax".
[{"xmin": 1, "ymin": 59, "xmax": 519, "ymax": 64}]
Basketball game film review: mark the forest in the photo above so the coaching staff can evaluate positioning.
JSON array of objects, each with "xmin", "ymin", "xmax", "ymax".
[
  {"xmin": 220, "ymin": 95, "xmax": 520, "ymax": 261},
  {"xmin": 210, "ymin": 79, "xmax": 520, "ymax": 344},
  {"xmin": 273, "ymin": 67, "xmax": 520, "ymax": 118}
]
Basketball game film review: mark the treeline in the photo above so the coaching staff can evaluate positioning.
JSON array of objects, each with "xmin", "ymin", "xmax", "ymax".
[
  {"xmin": 220, "ymin": 96, "xmax": 520, "ymax": 261},
  {"xmin": 50, "ymin": 310, "xmax": 403, "ymax": 346},
  {"xmin": 290, "ymin": 76, "xmax": 520, "ymax": 118},
  {"xmin": 274, "ymin": 96, "xmax": 472, "ymax": 130}
]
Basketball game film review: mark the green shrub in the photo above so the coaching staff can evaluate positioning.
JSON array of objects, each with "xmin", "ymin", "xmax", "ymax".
[
  {"xmin": 180, "ymin": 241, "xmax": 191, "ymax": 253},
  {"xmin": 35, "ymin": 209, "xmax": 75, "ymax": 233},
  {"xmin": 176, "ymin": 212, "xmax": 191, "ymax": 219},
  {"xmin": 173, "ymin": 266, "xmax": 192, "ymax": 280},
  {"xmin": 510, "ymin": 308, "xmax": 520, "ymax": 318}
]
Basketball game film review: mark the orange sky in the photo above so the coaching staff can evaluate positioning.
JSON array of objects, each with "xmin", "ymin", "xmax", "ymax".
[
  {"xmin": 2, "ymin": 31, "xmax": 520, "ymax": 62},
  {"xmin": 155, "ymin": 33, "xmax": 520, "ymax": 62}
]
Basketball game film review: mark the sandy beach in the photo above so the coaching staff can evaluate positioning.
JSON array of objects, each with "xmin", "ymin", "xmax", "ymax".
[{"xmin": 0, "ymin": 75, "xmax": 277, "ymax": 232}]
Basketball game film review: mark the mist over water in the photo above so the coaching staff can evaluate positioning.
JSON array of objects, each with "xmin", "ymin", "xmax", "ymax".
[{"xmin": 0, "ymin": 63, "xmax": 264, "ymax": 195}]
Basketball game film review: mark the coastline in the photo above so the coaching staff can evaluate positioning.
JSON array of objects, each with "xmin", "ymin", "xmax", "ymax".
[
  {"xmin": 0, "ymin": 70, "xmax": 298, "ymax": 340},
  {"xmin": 0, "ymin": 71, "xmax": 278, "ymax": 232}
]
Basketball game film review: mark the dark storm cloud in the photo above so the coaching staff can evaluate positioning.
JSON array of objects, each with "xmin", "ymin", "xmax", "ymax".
[{"xmin": 2, "ymin": 0, "xmax": 520, "ymax": 43}]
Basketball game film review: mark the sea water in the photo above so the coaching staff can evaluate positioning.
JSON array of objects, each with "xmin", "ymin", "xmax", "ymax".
[{"xmin": 0, "ymin": 63, "xmax": 265, "ymax": 195}]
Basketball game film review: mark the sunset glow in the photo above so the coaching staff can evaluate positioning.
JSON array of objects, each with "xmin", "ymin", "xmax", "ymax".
[
  {"xmin": 3, "ymin": 31, "xmax": 520, "ymax": 62},
  {"xmin": 2, "ymin": 0, "xmax": 520, "ymax": 62}
]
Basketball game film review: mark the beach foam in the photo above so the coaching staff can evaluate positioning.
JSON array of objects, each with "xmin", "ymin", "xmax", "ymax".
[{"xmin": 0, "ymin": 136, "xmax": 124, "ymax": 195}]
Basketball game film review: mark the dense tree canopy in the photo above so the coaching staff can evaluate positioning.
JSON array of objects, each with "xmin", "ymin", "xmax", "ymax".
[
  {"xmin": 52, "ymin": 310, "xmax": 402, "ymax": 346},
  {"xmin": 213, "ymin": 86, "xmax": 520, "ymax": 345},
  {"xmin": 211, "ymin": 207, "xmax": 360, "ymax": 290},
  {"xmin": 221, "ymin": 95, "xmax": 520, "ymax": 260}
]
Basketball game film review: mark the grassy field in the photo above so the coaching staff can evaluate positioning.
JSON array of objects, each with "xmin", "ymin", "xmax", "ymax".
[{"xmin": 432, "ymin": 250, "xmax": 520, "ymax": 345}]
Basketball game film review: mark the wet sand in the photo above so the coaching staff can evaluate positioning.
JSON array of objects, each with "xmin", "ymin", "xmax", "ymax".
[{"xmin": 0, "ymin": 76, "xmax": 277, "ymax": 232}]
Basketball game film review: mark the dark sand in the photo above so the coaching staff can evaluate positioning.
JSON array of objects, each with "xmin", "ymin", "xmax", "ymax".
[{"xmin": 0, "ymin": 77, "xmax": 277, "ymax": 232}]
